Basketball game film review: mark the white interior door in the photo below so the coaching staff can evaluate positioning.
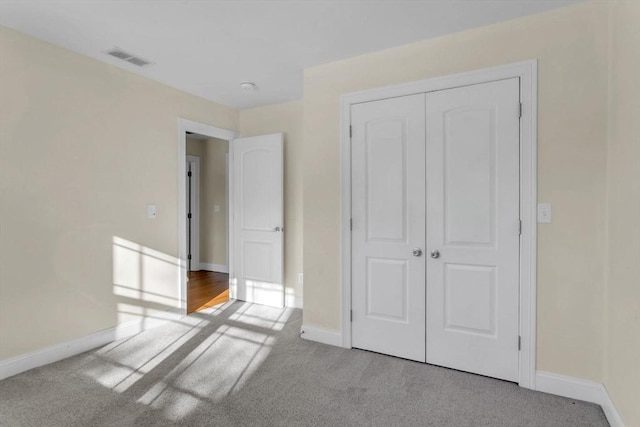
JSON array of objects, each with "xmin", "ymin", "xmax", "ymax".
[
  {"xmin": 351, "ymin": 94, "xmax": 427, "ymax": 362},
  {"xmin": 232, "ymin": 134, "xmax": 284, "ymax": 308},
  {"xmin": 425, "ymin": 78, "xmax": 521, "ymax": 381}
]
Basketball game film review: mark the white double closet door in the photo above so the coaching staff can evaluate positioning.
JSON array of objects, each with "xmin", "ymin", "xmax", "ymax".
[{"xmin": 351, "ymin": 78, "xmax": 521, "ymax": 382}]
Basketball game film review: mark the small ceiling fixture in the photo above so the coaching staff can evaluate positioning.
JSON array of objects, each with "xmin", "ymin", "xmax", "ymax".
[{"xmin": 240, "ymin": 81, "xmax": 257, "ymax": 92}]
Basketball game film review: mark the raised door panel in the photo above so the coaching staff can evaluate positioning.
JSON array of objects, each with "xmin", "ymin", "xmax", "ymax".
[
  {"xmin": 240, "ymin": 149, "xmax": 275, "ymax": 231},
  {"xmin": 366, "ymin": 257, "xmax": 408, "ymax": 322},
  {"xmin": 444, "ymin": 264, "xmax": 496, "ymax": 336},
  {"xmin": 365, "ymin": 119, "xmax": 407, "ymax": 243},
  {"xmin": 444, "ymin": 107, "xmax": 496, "ymax": 247},
  {"xmin": 242, "ymin": 240, "xmax": 273, "ymax": 282}
]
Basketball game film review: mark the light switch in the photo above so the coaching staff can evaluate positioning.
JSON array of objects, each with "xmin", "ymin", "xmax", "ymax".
[
  {"xmin": 537, "ymin": 203, "xmax": 552, "ymax": 223},
  {"xmin": 147, "ymin": 204, "xmax": 157, "ymax": 219},
  {"xmin": 214, "ymin": 205, "xmax": 220, "ymax": 213}
]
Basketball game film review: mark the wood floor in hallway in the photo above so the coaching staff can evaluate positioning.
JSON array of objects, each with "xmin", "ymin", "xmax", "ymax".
[{"xmin": 187, "ymin": 270, "xmax": 229, "ymax": 314}]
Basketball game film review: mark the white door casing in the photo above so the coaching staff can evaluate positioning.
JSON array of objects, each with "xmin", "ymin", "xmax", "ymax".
[
  {"xmin": 425, "ymin": 78, "xmax": 521, "ymax": 382},
  {"xmin": 349, "ymin": 79, "xmax": 521, "ymax": 380},
  {"xmin": 340, "ymin": 61, "xmax": 537, "ymax": 388},
  {"xmin": 232, "ymin": 133, "xmax": 284, "ymax": 308},
  {"xmin": 351, "ymin": 94, "xmax": 427, "ymax": 362},
  {"xmin": 178, "ymin": 119, "xmax": 238, "ymax": 316}
]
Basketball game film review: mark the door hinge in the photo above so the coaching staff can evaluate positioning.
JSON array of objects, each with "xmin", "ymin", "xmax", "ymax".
[
  {"xmin": 349, "ymin": 125, "xmax": 352, "ymax": 138},
  {"xmin": 188, "ymin": 213, "xmax": 192, "ymax": 219},
  {"xmin": 350, "ymin": 310, "xmax": 353, "ymax": 322},
  {"xmin": 187, "ymin": 171, "xmax": 192, "ymax": 177},
  {"xmin": 518, "ymin": 220, "xmax": 522, "ymax": 235},
  {"xmin": 187, "ymin": 254, "xmax": 192, "ymax": 260},
  {"xmin": 350, "ymin": 218, "xmax": 353, "ymax": 230},
  {"xmin": 518, "ymin": 335, "xmax": 522, "ymax": 351},
  {"xmin": 518, "ymin": 103, "xmax": 523, "ymax": 118}
]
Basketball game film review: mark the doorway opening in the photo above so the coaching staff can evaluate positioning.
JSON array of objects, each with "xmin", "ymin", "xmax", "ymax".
[
  {"xmin": 185, "ymin": 132, "xmax": 230, "ymax": 313},
  {"xmin": 178, "ymin": 120, "xmax": 237, "ymax": 316},
  {"xmin": 178, "ymin": 119, "xmax": 285, "ymax": 315}
]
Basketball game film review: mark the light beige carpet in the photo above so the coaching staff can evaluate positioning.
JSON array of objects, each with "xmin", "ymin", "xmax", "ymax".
[{"xmin": 0, "ymin": 301, "xmax": 608, "ymax": 426}]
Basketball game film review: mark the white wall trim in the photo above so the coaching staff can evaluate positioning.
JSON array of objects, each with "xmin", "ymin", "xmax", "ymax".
[
  {"xmin": 338, "ymin": 60, "xmax": 538, "ymax": 389},
  {"xmin": 228, "ymin": 147, "xmax": 236, "ymax": 300},
  {"xmin": 600, "ymin": 385, "xmax": 626, "ymax": 427},
  {"xmin": 0, "ymin": 308, "xmax": 182, "ymax": 381},
  {"xmin": 535, "ymin": 371, "xmax": 625, "ymax": 427},
  {"xmin": 300, "ymin": 325, "xmax": 342, "ymax": 347},
  {"xmin": 199, "ymin": 262, "xmax": 229, "ymax": 273},
  {"xmin": 178, "ymin": 119, "xmax": 237, "ymax": 315}
]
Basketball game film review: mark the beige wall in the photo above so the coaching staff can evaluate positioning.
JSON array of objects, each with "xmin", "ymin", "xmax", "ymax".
[
  {"xmin": 239, "ymin": 100, "xmax": 304, "ymax": 305},
  {"xmin": 604, "ymin": 1, "xmax": 640, "ymax": 426},
  {"xmin": 203, "ymin": 138, "xmax": 229, "ymax": 267},
  {"xmin": 186, "ymin": 137, "xmax": 229, "ymax": 268},
  {"xmin": 302, "ymin": 1, "xmax": 610, "ymax": 382},
  {"xmin": 0, "ymin": 26, "xmax": 238, "ymax": 359}
]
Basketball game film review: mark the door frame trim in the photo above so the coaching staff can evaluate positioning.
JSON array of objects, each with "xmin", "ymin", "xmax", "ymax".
[
  {"xmin": 178, "ymin": 119, "xmax": 237, "ymax": 316},
  {"xmin": 339, "ymin": 60, "xmax": 538, "ymax": 389}
]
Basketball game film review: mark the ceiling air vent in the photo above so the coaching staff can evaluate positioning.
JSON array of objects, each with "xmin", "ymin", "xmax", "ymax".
[{"xmin": 105, "ymin": 47, "xmax": 154, "ymax": 68}]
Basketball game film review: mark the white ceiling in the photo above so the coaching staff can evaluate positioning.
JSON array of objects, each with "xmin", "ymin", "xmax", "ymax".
[{"xmin": 0, "ymin": 0, "xmax": 581, "ymax": 109}]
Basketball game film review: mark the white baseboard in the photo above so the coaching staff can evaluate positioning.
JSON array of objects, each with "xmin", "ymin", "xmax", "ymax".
[
  {"xmin": 0, "ymin": 308, "xmax": 183, "ymax": 381},
  {"xmin": 300, "ymin": 324, "xmax": 343, "ymax": 347},
  {"xmin": 285, "ymin": 295, "xmax": 303, "ymax": 309},
  {"xmin": 599, "ymin": 385, "xmax": 625, "ymax": 427},
  {"xmin": 536, "ymin": 371, "xmax": 625, "ymax": 427},
  {"xmin": 199, "ymin": 263, "xmax": 228, "ymax": 273},
  {"xmin": 536, "ymin": 371, "xmax": 604, "ymax": 403}
]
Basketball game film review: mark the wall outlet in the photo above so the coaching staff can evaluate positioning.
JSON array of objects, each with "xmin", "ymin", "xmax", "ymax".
[
  {"xmin": 298, "ymin": 273, "xmax": 304, "ymax": 286},
  {"xmin": 214, "ymin": 205, "xmax": 220, "ymax": 213},
  {"xmin": 147, "ymin": 204, "xmax": 157, "ymax": 219},
  {"xmin": 537, "ymin": 203, "xmax": 552, "ymax": 223}
]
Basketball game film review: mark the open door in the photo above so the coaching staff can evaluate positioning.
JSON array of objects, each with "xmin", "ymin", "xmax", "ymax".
[{"xmin": 231, "ymin": 133, "xmax": 284, "ymax": 308}]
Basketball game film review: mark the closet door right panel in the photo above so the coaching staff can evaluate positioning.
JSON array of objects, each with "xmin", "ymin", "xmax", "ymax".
[{"xmin": 425, "ymin": 78, "xmax": 521, "ymax": 382}]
